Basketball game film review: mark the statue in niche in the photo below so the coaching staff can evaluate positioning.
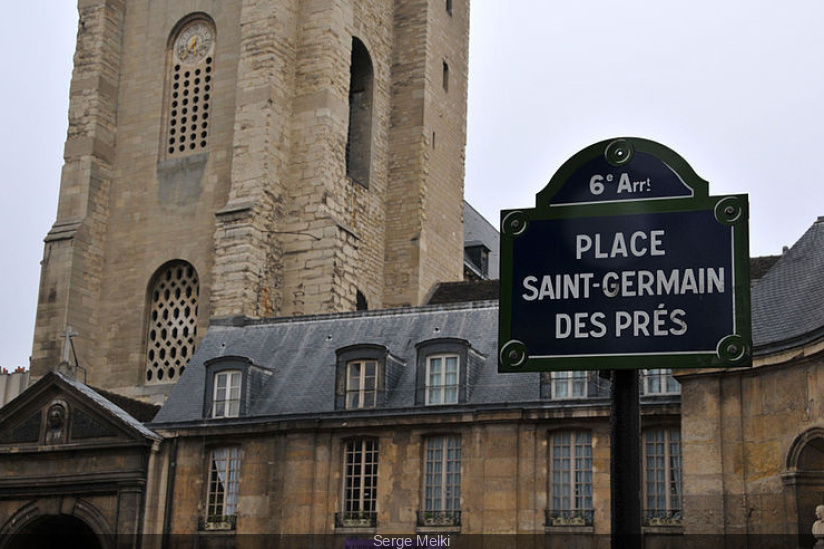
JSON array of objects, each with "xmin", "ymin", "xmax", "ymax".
[
  {"xmin": 813, "ymin": 504, "xmax": 824, "ymax": 546},
  {"xmin": 45, "ymin": 403, "xmax": 66, "ymax": 444}
]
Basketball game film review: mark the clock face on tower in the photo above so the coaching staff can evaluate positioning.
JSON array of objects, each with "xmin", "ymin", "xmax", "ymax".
[{"xmin": 174, "ymin": 21, "xmax": 214, "ymax": 65}]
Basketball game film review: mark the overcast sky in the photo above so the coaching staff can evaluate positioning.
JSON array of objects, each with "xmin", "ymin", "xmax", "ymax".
[{"xmin": 2, "ymin": 2, "xmax": 823, "ymax": 370}]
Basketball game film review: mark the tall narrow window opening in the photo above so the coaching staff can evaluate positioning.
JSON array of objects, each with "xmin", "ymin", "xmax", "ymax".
[
  {"xmin": 346, "ymin": 38, "xmax": 374, "ymax": 186},
  {"xmin": 424, "ymin": 435, "xmax": 462, "ymax": 514},
  {"xmin": 207, "ymin": 446, "xmax": 241, "ymax": 522},
  {"xmin": 549, "ymin": 431, "xmax": 593, "ymax": 525},
  {"xmin": 644, "ymin": 427, "xmax": 683, "ymax": 523},
  {"xmin": 343, "ymin": 439, "xmax": 379, "ymax": 521}
]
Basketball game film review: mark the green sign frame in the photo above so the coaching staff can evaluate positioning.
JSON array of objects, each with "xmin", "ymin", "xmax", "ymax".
[{"xmin": 498, "ymin": 137, "xmax": 751, "ymax": 372}]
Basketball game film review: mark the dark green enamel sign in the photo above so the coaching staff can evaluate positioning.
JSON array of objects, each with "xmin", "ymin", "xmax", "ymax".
[{"xmin": 498, "ymin": 138, "xmax": 751, "ymax": 372}]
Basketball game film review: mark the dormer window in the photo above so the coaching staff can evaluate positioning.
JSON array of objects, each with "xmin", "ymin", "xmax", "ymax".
[
  {"xmin": 213, "ymin": 370, "xmax": 242, "ymax": 418},
  {"xmin": 415, "ymin": 339, "xmax": 472, "ymax": 406},
  {"xmin": 551, "ymin": 371, "xmax": 587, "ymax": 399},
  {"xmin": 203, "ymin": 356, "xmax": 258, "ymax": 419},
  {"xmin": 642, "ymin": 369, "xmax": 680, "ymax": 395},
  {"xmin": 336, "ymin": 345, "xmax": 402, "ymax": 410},
  {"xmin": 426, "ymin": 354, "xmax": 459, "ymax": 405},
  {"xmin": 346, "ymin": 360, "xmax": 378, "ymax": 409}
]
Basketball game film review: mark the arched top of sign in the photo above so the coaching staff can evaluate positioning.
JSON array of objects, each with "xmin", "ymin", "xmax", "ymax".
[{"xmin": 537, "ymin": 137, "xmax": 709, "ymax": 209}]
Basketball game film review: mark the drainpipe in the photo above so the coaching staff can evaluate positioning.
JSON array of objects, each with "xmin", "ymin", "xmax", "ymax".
[{"xmin": 162, "ymin": 437, "xmax": 179, "ymax": 549}]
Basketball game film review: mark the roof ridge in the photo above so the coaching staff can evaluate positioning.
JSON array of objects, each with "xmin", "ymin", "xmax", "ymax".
[{"xmin": 209, "ymin": 300, "xmax": 499, "ymax": 328}]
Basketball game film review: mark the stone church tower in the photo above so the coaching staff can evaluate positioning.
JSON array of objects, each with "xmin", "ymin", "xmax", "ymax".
[{"xmin": 31, "ymin": 0, "xmax": 469, "ymax": 401}]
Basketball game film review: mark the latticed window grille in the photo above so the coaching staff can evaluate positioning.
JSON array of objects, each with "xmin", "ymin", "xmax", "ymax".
[
  {"xmin": 146, "ymin": 261, "xmax": 199, "ymax": 384},
  {"xmin": 165, "ymin": 18, "xmax": 215, "ymax": 157}
]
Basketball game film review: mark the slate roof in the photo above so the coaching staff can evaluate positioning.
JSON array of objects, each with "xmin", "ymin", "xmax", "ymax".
[
  {"xmin": 463, "ymin": 201, "xmax": 500, "ymax": 279},
  {"xmin": 426, "ymin": 280, "xmax": 499, "ymax": 305},
  {"xmin": 152, "ymin": 302, "xmax": 540, "ymax": 425},
  {"xmin": 752, "ymin": 217, "xmax": 824, "ymax": 352},
  {"xmin": 750, "ymin": 255, "xmax": 781, "ymax": 284},
  {"xmin": 151, "ymin": 217, "xmax": 824, "ymax": 425},
  {"xmin": 92, "ymin": 386, "xmax": 161, "ymax": 423},
  {"xmin": 56, "ymin": 372, "xmax": 161, "ymax": 440}
]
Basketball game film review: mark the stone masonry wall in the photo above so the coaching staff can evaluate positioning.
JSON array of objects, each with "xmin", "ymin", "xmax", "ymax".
[
  {"xmin": 384, "ymin": 0, "xmax": 468, "ymax": 308},
  {"xmin": 681, "ymin": 353, "xmax": 824, "ymax": 540},
  {"xmin": 33, "ymin": 0, "xmax": 470, "ymax": 399},
  {"xmin": 93, "ymin": 1, "xmax": 242, "ymax": 399},
  {"xmin": 164, "ymin": 409, "xmax": 628, "ymax": 536},
  {"xmin": 212, "ymin": 0, "xmax": 299, "ymax": 321},
  {"xmin": 31, "ymin": 0, "xmax": 124, "ymax": 380}
]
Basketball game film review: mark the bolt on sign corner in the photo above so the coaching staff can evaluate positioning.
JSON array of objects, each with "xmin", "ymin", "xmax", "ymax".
[{"xmin": 498, "ymin": 138, "xmax": 751, "ymax": 373}]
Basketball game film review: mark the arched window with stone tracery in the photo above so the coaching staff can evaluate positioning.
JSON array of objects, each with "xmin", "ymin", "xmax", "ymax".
[{"xmin": 145, "ymin": 260, "xmax": 199, "ymax": 384}]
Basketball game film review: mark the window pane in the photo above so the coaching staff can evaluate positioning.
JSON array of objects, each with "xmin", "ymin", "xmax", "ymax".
[
  {"xmin": 344, "ymin": 439, "xmax": 379, "ymax": 515},
  {"xmin": 550, "ymin": 431, "xmax": 592, "ymax": 514},
  {"xmin": 427, "ymin": 354, "xmax": 460, "ymax": 405},
  {"xmin": 425, "ymin": 436, "xmax": 461, "ymax": 511},
  {"xmin": 346, "ymin": 360, "xmax": 378, "ymax": 409},
  {"xmin": 644, "ymin": 427, "xmax": 682, "ymax": 517},
  {"xmin": 207, "ymin": 447, "xmax": 241, "ymax": 519}
]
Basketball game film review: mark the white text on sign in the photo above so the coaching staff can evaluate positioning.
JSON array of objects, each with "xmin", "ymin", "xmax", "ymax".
[
  {"xmin": 519, "ymin": 228, "xmax": 727, "ymax": 340},
  {"xmin": 589, "ymin": 173, "xmax": 653, "ymax": 196}
]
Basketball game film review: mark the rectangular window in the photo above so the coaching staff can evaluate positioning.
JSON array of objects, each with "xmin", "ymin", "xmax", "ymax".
[
  {"xmin": 643, "ymin": 369, "xmax": 680, "ymax": 395},
  {"xmin": 551, "ymin": 371, "xmax": 587, "ymax": 399},
  {"xmin": 426, "ymin": 354, "xmax": 460, "ymax": 405},
  {"xmin": 644, "ymin": 427, "xmax": 683, "ymax": 523},
  {"xmin": 424, "ymin": 435, "xmax": 461, "ymax": 513},
  {"xmin": 344, "ymin": 439, "xmax": 379, "ymax": 519},
  {"xmin": 212, "ymin": 371, "xmax": 242, "ymax": 418},
  {"xmin": 549, "ymin": 431, "xmax": 593, "ymax": 525},
  {"xmin": 207, "ymin": 447, "xmax": 241, "ymax": 521},
  {"xmin": 346, "ymin": 360, "xmax": 378, "ymax": 409}
]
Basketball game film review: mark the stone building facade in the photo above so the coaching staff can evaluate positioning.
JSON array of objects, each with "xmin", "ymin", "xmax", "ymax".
[
  {"xmin": 0, "ymin": 372, "xmax": 161, "ymax": 549},
  {"xmin": 679, "ymin": 217, "xmax": 824, "ymax": 547},
  {"xmin": 146, "ymin": 300, "xmax": 683, "ymax": 545},
  {"xmin": 31, "ymin": 0, "xmax": 469, "ymax": 403}
]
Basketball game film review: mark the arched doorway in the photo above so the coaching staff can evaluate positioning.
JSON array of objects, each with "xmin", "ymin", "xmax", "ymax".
[
  {"xmin": 6, "ymin": 515, "xmax": 102, "ymax": 549},
  {"xmin": 785, "ymin": 429, "xmax": 824, "ymax": 548}
]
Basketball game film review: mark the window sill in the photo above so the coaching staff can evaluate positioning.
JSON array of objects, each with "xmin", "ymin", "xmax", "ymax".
[
  {"xmin": 544, "ymin": 525, "xmax": 595, "ymax": 535},
  {"xmin": 642, "ymin": 524, "xmax": 684, "ymax": 535},
  {"xmin": 416, "ymin": 525, "xmax": 461, "ymax": 534},
  {"xmin": 335, "ymin": 525, "xmax": 378, "ymax": 534}
]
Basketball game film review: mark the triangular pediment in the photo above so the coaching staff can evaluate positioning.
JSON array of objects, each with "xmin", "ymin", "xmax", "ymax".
[{"xmin": 0, "ymin": 372, "xmax": 160, "ymax": 450}]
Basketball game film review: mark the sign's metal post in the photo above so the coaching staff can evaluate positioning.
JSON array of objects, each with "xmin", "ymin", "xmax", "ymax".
[{"xmin": 610, "ymin": 369, "xmax": 641, "ymax": 548}]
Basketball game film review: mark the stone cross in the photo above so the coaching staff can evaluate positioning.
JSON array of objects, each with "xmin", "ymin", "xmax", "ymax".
[{"xmin": 60, "ymin": 326, "xmax": 78, "ymax": 365}]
